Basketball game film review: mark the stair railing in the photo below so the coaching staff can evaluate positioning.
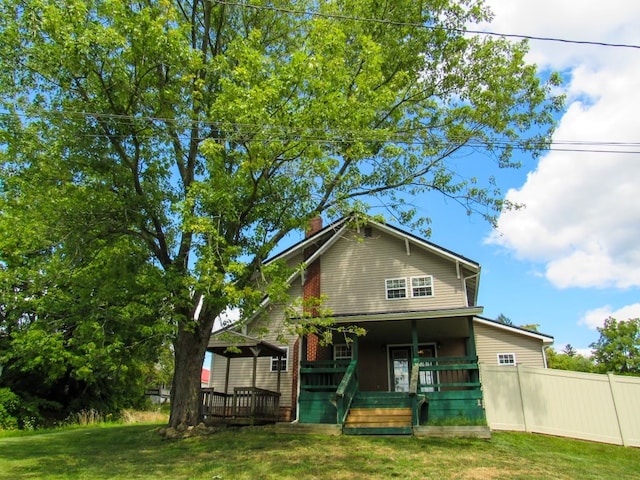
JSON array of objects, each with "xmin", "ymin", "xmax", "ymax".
[{"xmin": 335, "ymin": 359, "xmax": 358, "ymax": 425}]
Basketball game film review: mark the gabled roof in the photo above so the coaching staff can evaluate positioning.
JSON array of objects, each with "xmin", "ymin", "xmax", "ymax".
[
  {"xmin": 243, "ymin": 214, "xmax": 482, "ymax": 325},
  {"xmin": 266, "ymin": 214, "xmax": 480, "ymax": 271},
  {"xmin": 475, "ymin": 316, "xmax": 554, "ymax": 344},
  {"xmin": 207, "ymin": 331, "xmax": 287, "ymax": 358}
]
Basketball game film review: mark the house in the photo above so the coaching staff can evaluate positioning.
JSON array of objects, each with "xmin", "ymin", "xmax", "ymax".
[
  {"xmin": 201, "ymin": 368, "xmax": 210, "ymax": 387},
  {"xmin": 204, "ymin": 215, "xmax": 553, "ymax": 434}
]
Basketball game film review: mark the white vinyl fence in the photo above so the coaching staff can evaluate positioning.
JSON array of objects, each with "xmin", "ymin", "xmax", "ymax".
[{"xmin": 480, "ymin": 364, "xmax": 640, "ymax": 447}]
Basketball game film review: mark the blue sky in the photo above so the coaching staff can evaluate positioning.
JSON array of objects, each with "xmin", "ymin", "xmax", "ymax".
[
  {"xmin": 444, "ymin": 0, "xmax": 640, "ymax": 354},
  {"xmin": 212, "ymin": 1, "xmax": 640, "ymax": 359}
]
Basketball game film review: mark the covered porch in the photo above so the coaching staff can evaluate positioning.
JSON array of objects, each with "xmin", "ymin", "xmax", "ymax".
[
  {"xmin": 203, "ymin": 332, "xmax": 285, "ymax": 425},
  {"xmin": 298, "ymin": 310, "xmax": 486, "ymax": 432}
]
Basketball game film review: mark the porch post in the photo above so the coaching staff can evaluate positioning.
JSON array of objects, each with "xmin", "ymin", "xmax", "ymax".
[
  {"xmin": 351, "ymin": 333, "xmax": 359, "ymax": 362},
  {"xmin": 224, "ymin": 356, "xmax": 231, "ymax": 394},
  {"xmin": 276, "ymin": 354, "xmax": 282, "ymax": 393},
  {"xmin": 301, "ymin": 335, "xmax": 308, "ymax": 362},
  {"xmin": 224, "ymin": 356, "xmax": 231, "ymax": 417},
  {"xmin": 249, "ymin": 347, "xmax": 261, "ymax": 421},
  {"xmin": 466, "ymin": 317, "xmax": 477, "ymax": 357},
  {"xmin": 411, "ymin": 319, "xmax": 419, "ymax": 359},
  {"xmin": 467, "ymin": 317, "xmax": 479, "ymax": 384}
]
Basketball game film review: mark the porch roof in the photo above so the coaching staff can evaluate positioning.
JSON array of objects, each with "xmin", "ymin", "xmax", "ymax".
[
  {"xmin": 328, "ymin": 306, "xmax": 484, "ymax": 323},
  {"xmin": 207, "ymin": 331, "xmax": 286, "ymax": 358}
]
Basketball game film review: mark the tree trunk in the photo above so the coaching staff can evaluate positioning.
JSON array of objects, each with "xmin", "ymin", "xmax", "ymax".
[{"xmin": 168, "ymin": 309, "xmax": 215, "ymax": 429}]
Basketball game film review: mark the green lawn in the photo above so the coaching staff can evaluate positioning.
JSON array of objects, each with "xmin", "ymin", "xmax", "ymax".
[{"xmin": 0, "ymin": 424, "xmax": 638, "ymax": 479}]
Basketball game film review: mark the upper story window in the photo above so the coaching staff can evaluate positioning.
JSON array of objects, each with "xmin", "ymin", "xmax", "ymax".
[
  {"xmin": 411, "ymin": 276, "xmax": 434, "ymax": 297},
  {"xmin": 385, "ymin": 278, "xmax": 407, "ymax": 299},
  {"xmin": 497, "ymin": 353, "xmax": 516, "ymax": 366},
  {"xmin": 270, "ymin": 346, "xmax": 289, "ymax": 372},
  {"xmin": 334, "ymin": 344, "xmax": 353, "ymax": 361}
]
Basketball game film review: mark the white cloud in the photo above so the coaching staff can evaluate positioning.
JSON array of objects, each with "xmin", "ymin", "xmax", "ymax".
[
  {"xmin": 483, "ymin": 0, "xmax": 640, "ymax": 70},
  {"xmin": 483, "ymin": 1, "xmax": 640, "ymax": 289},
  {"xmin": 580, "ymin": 303, "xmax": 640, "ymax": 329}
]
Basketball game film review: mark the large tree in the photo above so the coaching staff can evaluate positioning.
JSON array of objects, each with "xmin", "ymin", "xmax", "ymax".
[{"xmin": 0, "ymin": 0, "xmax": 561, "ymax": 428}]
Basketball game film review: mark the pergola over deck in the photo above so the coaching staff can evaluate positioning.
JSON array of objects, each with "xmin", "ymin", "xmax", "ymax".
[{"xmin": 203, "ymin": 331, "xmax": 286, "ymax": 425}]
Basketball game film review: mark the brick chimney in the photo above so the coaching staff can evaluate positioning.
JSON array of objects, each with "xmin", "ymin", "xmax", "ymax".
[
  {"xmin": 306, "ymin": 216, "xmax": 323, "ymax": 238},
  {"xmin": 302, "ymin": 216, "xmax": 329, "ymax": 361}
]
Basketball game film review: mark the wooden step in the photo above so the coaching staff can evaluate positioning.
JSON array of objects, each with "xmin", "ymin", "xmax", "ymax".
[
  {"xmin": 347, "ymin": 408, "xmax": 411, "ymax": 418},
  {"xmin": 343, "ymin": 426, "xmax": 413, "ymax": 435},
  {"xmin": 345, "ymin": 407, "xmax": 411, "ymax": 428}
]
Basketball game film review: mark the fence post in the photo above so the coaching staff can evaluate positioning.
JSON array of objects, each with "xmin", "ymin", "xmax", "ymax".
[
  {"xmin": 516, "ymin": 365, "xmax": 529, "ymax": 432},
  {"xmin": 607, "ymin": 374, "xmax": 627, "ymax": 446}
]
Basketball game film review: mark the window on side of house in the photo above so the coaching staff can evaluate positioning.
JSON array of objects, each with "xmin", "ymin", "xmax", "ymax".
[
  {"xmin": 411, "ymin": 275, "xmax": 434, "ymax": 297},
  {"xmin": 497, "ymin": 353, "xmax": 516, "ymax": 366},
  {"xmin": 334, "ymin": 344, "xmax": 353, "ymax": 361},
  {"xmin": 385, "ymin": 278, "xmax": 407, "ymax": 300},
  {"xmin": 270, "ymin": 347, "xmax": 289, "ymax": 372}
]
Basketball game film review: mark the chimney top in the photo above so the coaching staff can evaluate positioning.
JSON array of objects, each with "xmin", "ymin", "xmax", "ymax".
[{"xmin": 306, "ymin": 216, "xmax": 323, "ymax": 238}]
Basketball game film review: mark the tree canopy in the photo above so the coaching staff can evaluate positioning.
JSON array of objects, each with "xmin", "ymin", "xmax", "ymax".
[
  {"xmin": 591, "ymin": 317, "xmax": 640, "ymax": 376},
  {"xmin": 545, "ymin": 347, "xmax": 594, "ymax": 373},
  {"xmin": 0, "ymin": 0, "xmax": 561, "ymax": 428}
]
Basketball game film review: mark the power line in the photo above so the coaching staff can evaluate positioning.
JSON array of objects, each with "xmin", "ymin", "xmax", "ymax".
[
  {"xmin": 214, "ymin": 1, "xmax": 640, "ymax": 50},
  {"xmin": 1, "ymin": 110, "xmax": 639, "ymax": 155}
]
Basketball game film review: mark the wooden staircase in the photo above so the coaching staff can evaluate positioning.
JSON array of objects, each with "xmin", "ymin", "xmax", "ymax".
[{"xmin": 343, "ymin": 392, "xmax": 413, "ymax": 435}]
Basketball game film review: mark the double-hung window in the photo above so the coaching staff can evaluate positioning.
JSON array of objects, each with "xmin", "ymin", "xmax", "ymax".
[
  {"xmin": 270, "ymin": 347, "xmax": 289, "ymax": 372},
  {"xmin": 334, "ymin": 344, "xmax": 353, "ymax": 361},
  {"xmin": 385, "ymin": 278, "xmax": 407, "ymax": 299},
  {"xmin": 411, "ymin": 276, "xmax": 434, "ymax": 297}
]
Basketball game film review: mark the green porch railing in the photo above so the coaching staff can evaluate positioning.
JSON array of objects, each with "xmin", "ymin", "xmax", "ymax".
[
  {"xmin": 412, "ymin": 355, "xmax": 484, "ymax": 424},
  {"xmin": 298, "ymin": 359, "xmax": 351, "ymax": 424},
  {"xmin": 299, "ymin": 359, "xmax": 351, "ymax": 391},
  {"xmin": 335, "ymin": 359, "xmax": 358, "ymax": 424},
  {"xmin": 416, "ymin": 356, "xmax": 481, "ymax": 391}
]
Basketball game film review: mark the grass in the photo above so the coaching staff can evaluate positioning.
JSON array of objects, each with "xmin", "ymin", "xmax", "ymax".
[{"xmin": 0, "ymin": 424, "xmax": 638, "ymax": 479}]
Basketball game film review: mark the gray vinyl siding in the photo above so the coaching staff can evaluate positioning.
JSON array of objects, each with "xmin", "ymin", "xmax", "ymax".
[
  {"xmin": 320, "ymin": 228, "xmax": 467, "ymax": 314},
  {"xmin": 209, "ymin": 283, "xmax": 302, "ymax": 408},
  {"xmin": 474, "ymin": 321, "xmax": 546, "ymax": 368}
]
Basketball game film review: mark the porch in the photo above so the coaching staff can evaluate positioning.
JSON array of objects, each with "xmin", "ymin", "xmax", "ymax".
[
  {"xmin": 203, "ymin": 331, "xmax": 285, "ymax": 425},
  {"xmin": 297, "ymin": 315, "xmax": 486, "ymax": 434}
]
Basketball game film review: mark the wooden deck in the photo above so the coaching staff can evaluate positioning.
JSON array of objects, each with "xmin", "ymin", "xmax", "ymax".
[{"xmin": 201, "ymin": 387, "xmax": 281, "ymax": 425}]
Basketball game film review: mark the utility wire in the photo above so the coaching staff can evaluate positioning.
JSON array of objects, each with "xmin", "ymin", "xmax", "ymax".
[
  {"xmin": 1, "ymin": 110, "xmax": 639, "ymax": 154},
  {"xmin": 214, "ymin": 1, "xmax": 640, "ymax": 50}
]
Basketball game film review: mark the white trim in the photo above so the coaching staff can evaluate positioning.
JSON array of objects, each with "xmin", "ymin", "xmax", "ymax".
[
  {"xmin": 385, "ymin": 277, "xmax": 408, "ymax": 300},
  {"xmin": 333, "ymin": 344, "xmax": 353, "ymax": 361},
  {"xmin": 410, "ymin": 275, "xmax": 434, "ymax": 298},
  {"xmin": 270, "ymin": 346, "xmax": 289, "ymax": 372},
  {"xmin": 331, "ymin": 306, "xmax": 485, "ymax": 323},
  {"xmin": 497, "ymin": 352, "xmax": 517, "ymax": 366},
  {"xmin": 474, "ymin": 317, "xmax": 554, "ymax": 344},
  {"xmin": 265, "ymin": 217, "xmax": 350, "ymax": 265}
]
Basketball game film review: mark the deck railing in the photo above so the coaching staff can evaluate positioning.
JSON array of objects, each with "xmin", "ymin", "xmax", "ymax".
[
  {"xmin": 200, "ymin": 387, "xmax": 281, "ymax": 422},
  {"xmin": 200, "ymin": 388, "xmax": 232, "ymax": 418},
  {"xmin": 232, "ymin": 387, "xmax": 281, "ymax": 419}
]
